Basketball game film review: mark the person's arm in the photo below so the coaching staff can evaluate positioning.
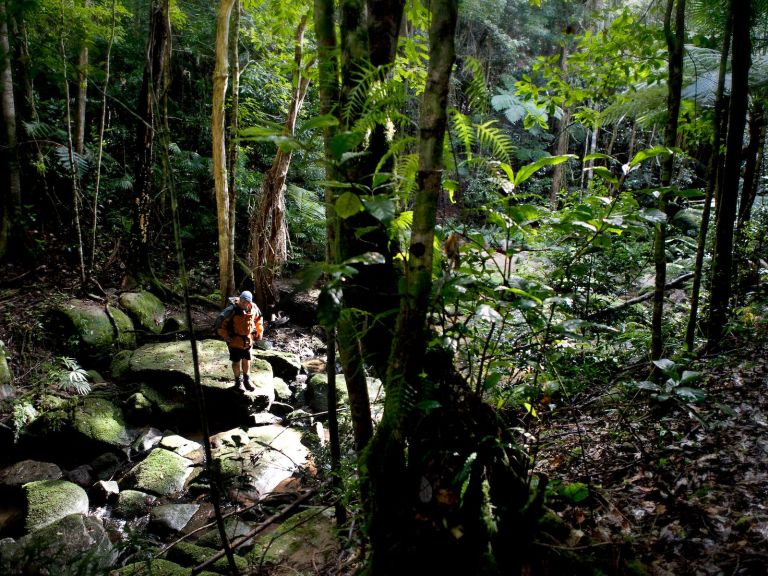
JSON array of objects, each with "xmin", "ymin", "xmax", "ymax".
[
  {"xmin": 254, "ymin": 314, "xmax": 264, "ymax": 340},
  {"xmin": 217, "ymin": 316, "xmax": 231, "ymax": 344}
]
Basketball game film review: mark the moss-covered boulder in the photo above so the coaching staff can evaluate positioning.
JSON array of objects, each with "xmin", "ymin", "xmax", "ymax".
[
  {"xmin": 23, "ymin": 479, "xmax": 89, "ymax": 533},
  {"xmin": 212, "ymin": 425, "xmax": 307, "ymax": 498},
  {"xmin": 306, "ymin": 373, "xmax": 348, "ymax": 413},
  {"xmin": 149, "ymin": 503, "xmax": 200, "ymax": 534},
  {"xmin": 123, "ymin": 448, "xmax": 195, "ymax": 496},
  {"xmin": 0, "ymin": 340, "xmax": 11, "ymax": 386},
  {"xmin": 252, "ymin": 349, "xmax": 301, "ymax": 381},
  {"xmin": 119, "ymin": 291, "xmax": 166, "ymax": 335},
  {"xmin": 0, "ymin": 460, "xmax": 62, "ymax": 491},
  {"xmin": 0, "ymin": 513, "xmax": 115, "ymax": 575},
  {"xmin": 110, "ymin": 349, "xmax": 134, "ymax": 381},
  {"xmin": 113, "ymin": 558, "xmax": 190, "ymax": 575},
  {"xmin": 73, "ymin": 397, "xmax": 134, "ymax": 451},
  {"xmin": 167, "ymin": 541, "xmax": 248, "ymax": 573},
  {"xmin": 246, "ymin": 507, "xmax": 337, "ymax": 570},
  {"xmin": 113, "ymin": 489, "xmax": 157, "ymax": 519},
  {"xmin": 53, "ymin": 299, "xmax": 135, "ymax": 363}
]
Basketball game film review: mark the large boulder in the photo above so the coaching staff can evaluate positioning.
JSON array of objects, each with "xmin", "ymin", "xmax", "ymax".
[
  {"xmin": 252, "ymin": 349, "xmax": 301, "ymax": 381},
  {"xmin": 119, "ymin": 291, "xmax": 166, "ymax": 335},
  {"xmin": 149, "ymin": 503, "xmax": 200, "ymax": 534},
  {"xmin": 212, "ymin": 425, "xmax": 308, "ymax": 499},
  {"xmin": 23, "ymin": 479, "xmax": 89, "ymax": 533},
  {"xmin": 0, "ymin": 460, "xmax": 63, "ymax": 491},
  {"xmin": 73, "ymin": 396, "xmax": 134, "ymax": 453},
  {"xmin": 306, "ymin": 373, "xmax": 348, "ymax": 413},
  {"xmin": 0, "ymin": 513, "xmax": 115, "ymax": 575},
  {"xmin": 52, "ymin": 299, "xmax": 135, "ymax": 363},
  {"xmin": 0, "ymin": 340, "xmax": 11, "ymax": 386},
  {"xmin": 122, "ymin": 448, "xmax": 195, "ymax": 496}
]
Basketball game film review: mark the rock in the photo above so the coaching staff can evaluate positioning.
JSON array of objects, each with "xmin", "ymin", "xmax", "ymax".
[
  {"xmin": 113, "ymin": 489, "xmax": 156, "ymax": 519},
  {"xmin": 0, "ymin": 341, "xmax": 11, "ymax": 386},
  {"xmin": 272, "ymin": 376, "xmax": 292, "ymax": 401},
  {"xmin": 23, "ymin": 479, "xmax": 89, "ymax": 533},
  {"xmin": 149, "ymin": 503, "xmax": 199, "ymax": 534},
  {"xmin": 210, "ymin": 428, "xmax": 250, "ymax": 449},
  {"xmin": 167, "ymin": 540, "xmax": 248, "ymax": 572},
  {"xmin": 161, "ymin": 314, "xmax": 187, "ymax": 335},
  {"xmin": 119, "ymin": 291, "xmax": 166, "ymax": 335},
  {"xmin": 0, "ymin": 460, "xmax": 63, "ymax": 490},
  {"xmin": 113, "ymin": 558, "xmax": 190, "ymax": 575},
  {"xmin": 252, "ymin": 349, "xmax": 302, "ymax": 381},
  {"xmin": 52, "ymin": 299, "xmax": 135, "ymax": 364},
  {"xmin": 306, "ymin": 373, "xmax": 348, "ymax": 413},
  {"xmin": 109, "ymin": 349, "xmax": 134, "ymax": 381},
  {"xmin": 73, "ymin": 396, "xmax": 134, "ymax": 452},
  {"xmin": 66, "ymin": 464, "xmax": 93, "ymax": 487},
  {"xmin": 269, "ymin": 401, "xmax": 294, "ymax": 419},
  {"xmin": 196, "ymin": 517, "xmax": 258, "ymax": 551},
  {"xmin": 91, "ymin": 452, "xmax": 121, "ymax": 481},
  {"xmin": 130, "ymin": 427, "xmax": 164, "ymax": 456},
  {"xmin": 90, "ymin": 480, "xmax": 119, "ymax": 505},
  {"xmin": 159, "ymin": 434, "xmax": 203, "ymax": 459},
  {"xmin": 246, "ymin": 507, "xmax": 337, "ymax": 571},
  {"xmin": 213, "ymin": 425, "xmax": 308, "ymax": 498},
  {"xmin": 0, "ymin": 513, "xmax": 115, "ymax": 575},
  {"xmin": 250, "ymin": 412, "xmax": 282, "ymax": 426},
  {"xmin": 122, "ymin": 448, "xmax": 195, "ymax": 496}
]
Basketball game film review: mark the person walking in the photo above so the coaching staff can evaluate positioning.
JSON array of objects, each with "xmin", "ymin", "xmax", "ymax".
[{"xmin": 216, "ymin": 290, "xmax": 264, "ymax": 391}]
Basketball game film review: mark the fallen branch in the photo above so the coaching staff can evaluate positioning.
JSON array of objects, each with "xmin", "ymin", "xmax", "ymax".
[{"xmin": 588, "ymin": 272, "xmax": 694, "ymax": 320}]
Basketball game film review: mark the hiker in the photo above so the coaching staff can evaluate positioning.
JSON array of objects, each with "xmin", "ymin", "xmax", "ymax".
[{"xmin": 216, "ymin": 290, "xmax": 264, "ymax": 392}]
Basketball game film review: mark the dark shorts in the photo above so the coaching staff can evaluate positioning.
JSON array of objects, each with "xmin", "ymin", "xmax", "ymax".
[{"xmin": 228, "ymin": 347, "xmax": 251, "ymax": 362}]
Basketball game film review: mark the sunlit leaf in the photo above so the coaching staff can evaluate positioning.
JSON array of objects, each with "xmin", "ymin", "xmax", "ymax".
[{"xmin": 336, "ymin": 192, "xmax": 364, "ymax": 219}]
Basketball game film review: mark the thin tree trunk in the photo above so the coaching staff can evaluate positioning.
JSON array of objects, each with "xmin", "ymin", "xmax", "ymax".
[
  {"xmin": 213, "ymin": 0, "xmax": 237, "ymax": 305},
  {"xmin": 226, "ymin": 0, "xmax": 240, "ymax": 300},
  {"xmin": 685, "ymin": 5, "xmax": 732, "ymax": 352},
  {"xmin": 91, "ymin": 0, "xmax": 117, "ymax": 269},
  {"xmin": 707, "ymin": 0, "xmax": 752, "ymax": 348},
  {"xmin": 74, "ymin": 0, "xmax": 89, "ymax": 155},
  {"xmin": 0, "ymin": 0, "xmax": 21, "ymax": 260},
  {"xmin": 736, "ymin": 100, "xmax": 764, "ymax": 231},
  {"xmin": 550, "ymin": 39, "xmax": 571, "ymax": 209},
  {"xmin": 651, "ymin": 0, "xmax": 685, "ymax": 362},
  {"xmin": 249, "ymin": 15, "xmax": 311, "ymax": 314},
  {"xmin": 60, "ymin": 0, "xmax": 86, "ymax": 282}
]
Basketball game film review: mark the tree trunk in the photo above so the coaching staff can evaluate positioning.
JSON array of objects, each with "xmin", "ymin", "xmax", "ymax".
[
  {"xmin": 226, "ymin": 0, "xmax": 240, "ymax": 300},
  {"xmin": 0, "ymin": 0, "xmax": 21, "ymax": 261},
  {"xmin": 366, "ymin": 2, "xmax": 530, "ymax": 572},
  {"xmin": 651, "ymin": 0, "xmax": 685, "ymax": 362},
  {"xmin": 249, "ymin": 15, "xmax": 311, "ymax": 315},
  {"xmin": 550, "ymin": 39, "xmax": 571, "ymax": 209},
  {"xmin": 685, "ymin": 4, "xmax": 732, "ymax": 352},
  {"xmin": 736, "ymin": 100, "xmax": 765, "ymax": 231},
  {"xmin": 74, "ymin": 0, "xmax": 89, "ymax": 155},
  {"xmin": 707, "ymin": 0, "xmax": 752, "ymax": 347},
  {"xmin": 212, "ymin": 0, "xmax": 237, "ymax": 304},
  {"xmin": 130, "ymin": 0, "xmax": 171, "ymax": 282}
]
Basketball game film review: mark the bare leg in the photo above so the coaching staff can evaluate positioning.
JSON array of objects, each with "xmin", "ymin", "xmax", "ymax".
[{"xmin": 232, "ymin": 362, "xmax": 241, "ymax": 379}]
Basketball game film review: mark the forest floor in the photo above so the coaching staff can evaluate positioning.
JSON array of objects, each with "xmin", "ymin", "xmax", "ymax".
[
  {"xmin": 532, "ymin": 307, "xmax": 768, "ymax": 576},
  {"xmin": 1, "ymin": 260, "xmax": 767, "ymax": 575}
]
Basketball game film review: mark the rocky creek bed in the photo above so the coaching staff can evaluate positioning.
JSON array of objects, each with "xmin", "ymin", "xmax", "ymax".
[{"xmin": 0, "ymin": 290, "xmax": 376, "ymax": 575}]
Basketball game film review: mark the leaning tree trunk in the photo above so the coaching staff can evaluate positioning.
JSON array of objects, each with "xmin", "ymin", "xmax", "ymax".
[
  {"xmin": 212, "ymin": 0, "xmax": 237, "ymax": 305},
  {"xmin": 130, "ymin": 0, "xmax": 171, "ymax": 284},
  {"xmin": 366, "ymin": 2, "xmax": 531, "ymax": 572},
  {"xmin": 652, "ymin": 0, "xmax": 685, "ymax": 362},
  {"xmin": 248, "ymin": 15, "xmax": 311, "ymax": 314},
  {"xmin": 707, "ymin": 0, "xmax": 752, "ymax": 348},
  {"xmin": 0, "ymin": 0, "xmax": 22, "ymax": 261},
  {"xmin": 685, "ymin": 3, "xmax": 732, "ymax": 352}
]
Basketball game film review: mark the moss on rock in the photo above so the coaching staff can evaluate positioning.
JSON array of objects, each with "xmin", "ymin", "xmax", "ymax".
[
  {"xmin": 124, "ymin": 448, "xmax": 193, "ymax": 496},
  {"xmin": 73, "ymin": 397, "xmax": 133, "ymax": 449},
  {"xmin": 24, "ymin": 480, "xmax": 89, "ymax": 533},
  {"xmin": 54, "ymin": 299, "xmax": 135, "ymax": 361},
  {"xmin": 167, "ymin": 541, "xmax": 248, "ymax": 572},
  {"xmin": 113, "ymin": 558, "xmax": 190, "ymax": 575},
  {"xmin": 113, "ymin": 489, "xmax": 157, "ymax": 519},
  {"xmin": 119, "ymin": 291, "xmax": 166, "ymax": 335}
]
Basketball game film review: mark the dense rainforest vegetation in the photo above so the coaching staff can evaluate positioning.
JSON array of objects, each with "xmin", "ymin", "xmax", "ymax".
[{"xmin": 1, "ymin": 0, "xmax": 767, "ymax": 574}]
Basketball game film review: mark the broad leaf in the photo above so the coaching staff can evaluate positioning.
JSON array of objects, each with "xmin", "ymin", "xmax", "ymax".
[
  {"xmin": 629, "ymin": 146, "xmax": 673, "ymax": 167},
  {"xmin": 335, "ymin": 192, "xmax": 364, "ymax": 219},
  {"xmin": 361, "ymin": 196, "xmax": 396, "ymax": 222},
  {"xmin": 674, "ymin": 387, "xmax": 707, "ymax": 403},
  {"xmin": 301, "ymin": 114, "xmax": 339, "ymax": 132},
  {"xmin": 317, "ymin": 286, "xmax": 343, "ymax": 327},
  {"xmin": 514, "ymin": 154, "xmax": 576, "ymax": 186},
  {"xmin": 652, "ymin": 358, "xmax": 676, "ymax": 373},
  {"xmin": 331, "ymin": 131, "xmax": 364, "ymax": 160}
]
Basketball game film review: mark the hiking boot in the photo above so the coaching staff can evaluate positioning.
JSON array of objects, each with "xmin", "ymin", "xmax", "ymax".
[
  {"xmin": 234, "ymin": 376, "xmax": 242, "ymax": 387},
  {"xmin": 243, "ymin": 375, "xmax": 254, "ymax": 392}
]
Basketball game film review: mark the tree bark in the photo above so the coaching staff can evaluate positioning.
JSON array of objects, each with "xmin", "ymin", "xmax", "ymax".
[
  {"xmin": 226, "ymin": 0, "xmax": 240, "ymax": 301},
  {"xmin": 550, "ymin": 38, "xmax": 571, "ymax": 209},
  {"xmin": 74, "ymin": 0, "xmax": 89, "ymax": 155},
  {"xmin": 212, "ymin": 0, "xmax": 237, "ymax": 304},
  {"xmin": 130, "ymin": 0, "xmax": 171, "ymax": 282},
  {"xmin": 685, "ymin": 4, "xmax": 732, "ymax": 352},
  {"xmin": 0, "ymin": 0, "xmax": 21, "ymax": 260},
  {"xmin": 707, "ymin": 0, "xmax": 752, "ymax": 348},
  {"xmin": 249, "ymin": 15, "xmax": 311, "ymax": 314},
  {"xmin": 651, "ymin": 0, "xmax": 685, "ymax": 362}
]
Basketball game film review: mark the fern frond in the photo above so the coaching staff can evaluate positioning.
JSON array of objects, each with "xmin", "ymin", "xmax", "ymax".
[
  {"xmin": 393, "ymin": 153, "xmax": 419, "ymax": 204},
  {"xmin": 450, "ymin": 109, "xmax": 475, "ymax": 160},
  {"xmin": 375, "ymin": 136, "xmax": 417, "ymax": 174},
  {"xmin": 463, "ymin": 56, "xmax": 489, "ymax": 114},
  {"xmin": 475, "ymin": 121, "xmax": 514, "ymax": 163},
  {"xmin": 53, "ymin": 145, "xmax": 89, "ymax": 177}
]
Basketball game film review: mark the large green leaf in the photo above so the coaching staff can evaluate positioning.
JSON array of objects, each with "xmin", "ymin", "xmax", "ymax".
[
  {"xmin": 301, "ymin": 114, "xmax": 339, "ymax": 132},
  {"xmin": 514, "ymin": 154, "xmax": 577, "ymax": 186},
  {"xmin": 330, "ymin": 131, "xmax": 365, "ymax": 160},
  {"xmin": 361, "ymin": 196, "xmax": 396, "ymax": 222},
  {"xmin": 335, "ymin": 192, "xmax": 364, "ymax": 219}
]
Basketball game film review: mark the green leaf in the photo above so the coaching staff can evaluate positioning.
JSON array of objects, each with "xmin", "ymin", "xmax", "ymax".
[
  {"xmin": 361, "ymin": 196, "xmax": 396, "ymax": 222},
  {"xmin": 629, "ymin": 146, "xmax": 673, "ymax": 167},
  {"xmin": 508, "ymin": 204, "xmax": 540, "ymax": 223},
  {"xmin": 583, "ymin": 152, "xmax": 616, "ymax": 163},
  {"xmin": 344, "ymin": 252, "xmax": 386, "ymax": 266},
  {"xmin": 589, "ymin": 166, "xmax": 618, "ymax": 184},
  {"xmin": 636, "ymin": 380, "xmax": 662, "ymax": 392},
  {"xmin": 679, "ymin": 370, "xmax": 702, "ymax": 385},
  {"xmin": 674, "ymin": 387, "xmax": 707, "ymax": 403},
  {"xmin": 652, "ymin": 358, "xmax": 676, "ymax": 373},
  {"xmin": 514, "ymin": 154, "xmax": 577, "ymax": 186},
  {"xmin": 335, "ymin": 192, "xmax": 365, "ymax": 219},
  {"xmin": 301, "ymin": 114, "xmax": 339, "ymax": 132},
  {"xmin": 331, "ymin": 131, "xmax": 365, "ymax": 160},
  {"xmin": 639, "ymin": 208, "xmax": 667, "ymax": 224}
]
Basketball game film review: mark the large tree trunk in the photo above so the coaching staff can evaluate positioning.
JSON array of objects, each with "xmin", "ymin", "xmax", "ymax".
[
  {"xmin": 226, "ymin": 0, "xmax": 239, "ymax": 300},
  {"xmin": 130, "ymin": 0, "xmax": 170, "ymax": 282},
  {"xmin": 0, "ymin": 0, "xmax": 22, "ymax": 261},
  {"xmin": 212, "ymin": 0, "xmax": 237, "ymax": 304},
  {"xmin": 550, "ymin": 38, "xmax": 571, "ymax": 209},
  {"xmin": 249, "ymin": 15, "xmax": 311, "ymax": 314},
  {"xmin": 685, "ymin": 4, "xmax": 732, "ymax": 351},
  {"xmin": 74, "ymin": 0, "xmax": 89, "ymax": 155},
  {"xmin": 366, "ymin": 2, "xmax": 530, "ymax": 572},
  {"xmin": 707, "ymin": 0, "xmax": 752, "ymax": 347},
  {"xmin": 651, "ymin": 0, "xmax": 685, "ymax": 362}
]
